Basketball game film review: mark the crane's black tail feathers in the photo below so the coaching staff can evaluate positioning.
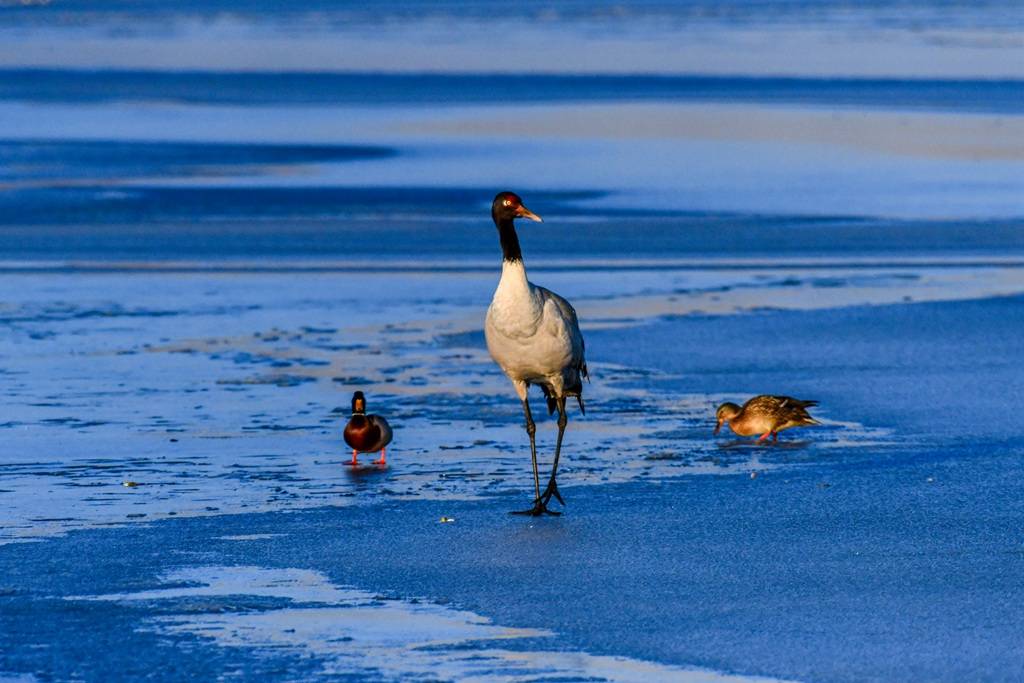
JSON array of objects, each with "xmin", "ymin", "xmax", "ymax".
[
  {"xmin": 541, "ymin": 385, "xmax": 586, "ymax": 416},
  {"xmin": 545, "ymin": 394, "xmax": 586, "ymax": 415}
]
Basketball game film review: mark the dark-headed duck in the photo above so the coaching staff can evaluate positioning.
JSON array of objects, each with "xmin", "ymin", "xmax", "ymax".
[{"xmin": 343, "ymin": 391, "xmax": 393, "ymax": 466}]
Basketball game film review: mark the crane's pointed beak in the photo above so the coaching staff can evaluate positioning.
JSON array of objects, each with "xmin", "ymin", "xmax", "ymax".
[
  {"xmin": 516, "ymin": 205, "xmax": 543, "ymax": 222},
  {"xmin": 713, "ymin": 421, "xmax": 722, "ymax": 435}
]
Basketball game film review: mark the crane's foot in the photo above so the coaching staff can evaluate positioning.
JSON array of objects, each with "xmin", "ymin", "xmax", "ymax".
[
  {"xmin": 510, "ymin": 498, "xmax": 561, "ymax": 517},
  {"xmin": 540, "ymin": 478, "xmax": 565, "ymax": 506}
]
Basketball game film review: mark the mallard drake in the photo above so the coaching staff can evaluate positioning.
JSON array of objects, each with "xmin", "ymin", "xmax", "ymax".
[
  {"xmin": 714, "ymin": 395, "xmax": 820, "ymax": 442},
  {"xmin": 484, "ymin": 191, "xmax": 588, "ymax": 517},
  {"xmin": 343, "ymin": 391, "xmax": 393, "ymax": 466}
]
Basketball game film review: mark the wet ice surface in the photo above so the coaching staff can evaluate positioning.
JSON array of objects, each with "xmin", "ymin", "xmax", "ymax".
[
  {"xmin": 2, "ymin": 0, "xmax": 1022, "ymax": 78},
  {"xmin": 72, "ymin": 564, "xmax": 789, "ymax": 682},
  {"xmin": 2, "ymin": 261, "xmax": 1020, "ymax": 544},
  {"xmin": 4, "ymin": 102, "xmax": 1024, "ymax": 225}
]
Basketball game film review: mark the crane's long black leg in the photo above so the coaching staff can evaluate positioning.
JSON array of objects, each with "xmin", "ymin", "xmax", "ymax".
[
  {"xmin": 523, "ymin": 397, "xmax": 541, "ymax": 502},
  {"xmin": 540, "ymin": 397, "xmax": 568, "ymax": 508},
  {"xmin": 511, "ymin": 396, "xmax": 558, "ymax": 516}
]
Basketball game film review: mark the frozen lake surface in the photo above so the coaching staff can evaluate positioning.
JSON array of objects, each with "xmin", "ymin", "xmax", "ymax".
[{"xmin": 1, "ymin": 1, "xmax": 1024, "ymax": 681}]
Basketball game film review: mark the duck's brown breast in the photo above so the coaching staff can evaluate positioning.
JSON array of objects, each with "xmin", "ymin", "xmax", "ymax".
[
  {"xmin": 730, "ymin": 412, "xmax": 774, "ymax": 436},
  {"xmin": 344, "ymin": 416, "xmax": 382, "ymax": 452}
]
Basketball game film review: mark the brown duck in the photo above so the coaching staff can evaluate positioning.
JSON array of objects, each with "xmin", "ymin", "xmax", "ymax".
[
  {"xmin": 714, "ymin": 395, "xmax": 820, "ymax": 443},
  {"xmin": 343, "ymin": 391, "xmax": 393, "ymax": 466}
]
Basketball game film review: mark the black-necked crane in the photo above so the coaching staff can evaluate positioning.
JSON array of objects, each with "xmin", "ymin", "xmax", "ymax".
[{"xmin": 484, "ymin": 191, "xmax": 587, "ymax": 516}]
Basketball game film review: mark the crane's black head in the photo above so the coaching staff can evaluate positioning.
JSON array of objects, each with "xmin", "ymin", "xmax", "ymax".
[
  {"xmin": 351, "ymin": 391, "xmax": 366, "ymax": 415},
  {"xmin": 491, "ymin": 192, "xmax": 543, "ymax": 224}
]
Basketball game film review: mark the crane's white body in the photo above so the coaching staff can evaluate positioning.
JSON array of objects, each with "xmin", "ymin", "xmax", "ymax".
[{"xmin": 485, "ymin": 260, "xmax": 586, "ymax": 403}]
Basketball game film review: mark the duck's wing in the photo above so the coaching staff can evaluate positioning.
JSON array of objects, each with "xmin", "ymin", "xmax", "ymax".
[
  {"xmin": 764, "ymin": 395, "xmax": 818, "ymax": 410},
  {"xmin": 368, "ymin": 415, "xmax": 393, "ymax": 450},
  {"xmin": 774, "ymin": 396, "xmax": 818, "ymax": 410},
  {"xmin": 743, "ymin": 395, "xmax": 781, "ymax": 413},
  {"xmin": 769, "ymin": 396, "xmax": 820, "ymax": 426}
]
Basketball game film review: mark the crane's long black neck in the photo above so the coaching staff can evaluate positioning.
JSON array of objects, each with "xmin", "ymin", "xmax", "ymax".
[{"xmin": 494, "ymin": 216, "xmax": 523, "ymax": 264}]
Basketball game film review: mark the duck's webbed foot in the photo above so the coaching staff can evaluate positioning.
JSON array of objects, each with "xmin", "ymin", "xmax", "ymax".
[{"xmin": 510, "ymin": 498, "xmax": 562, "ymax": 517}]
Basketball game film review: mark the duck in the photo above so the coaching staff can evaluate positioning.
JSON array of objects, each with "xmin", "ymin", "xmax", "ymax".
[
  {"xmin": 343, "ymin": 391, "xmax": 392, "ymax": 466},
  {"xmin": 484, "ymin": 191, "xmax": 588, "ymax": 516},
  {"xmin": 714, "ymin": 395, "xmax": 820, "ymax": 443}
]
